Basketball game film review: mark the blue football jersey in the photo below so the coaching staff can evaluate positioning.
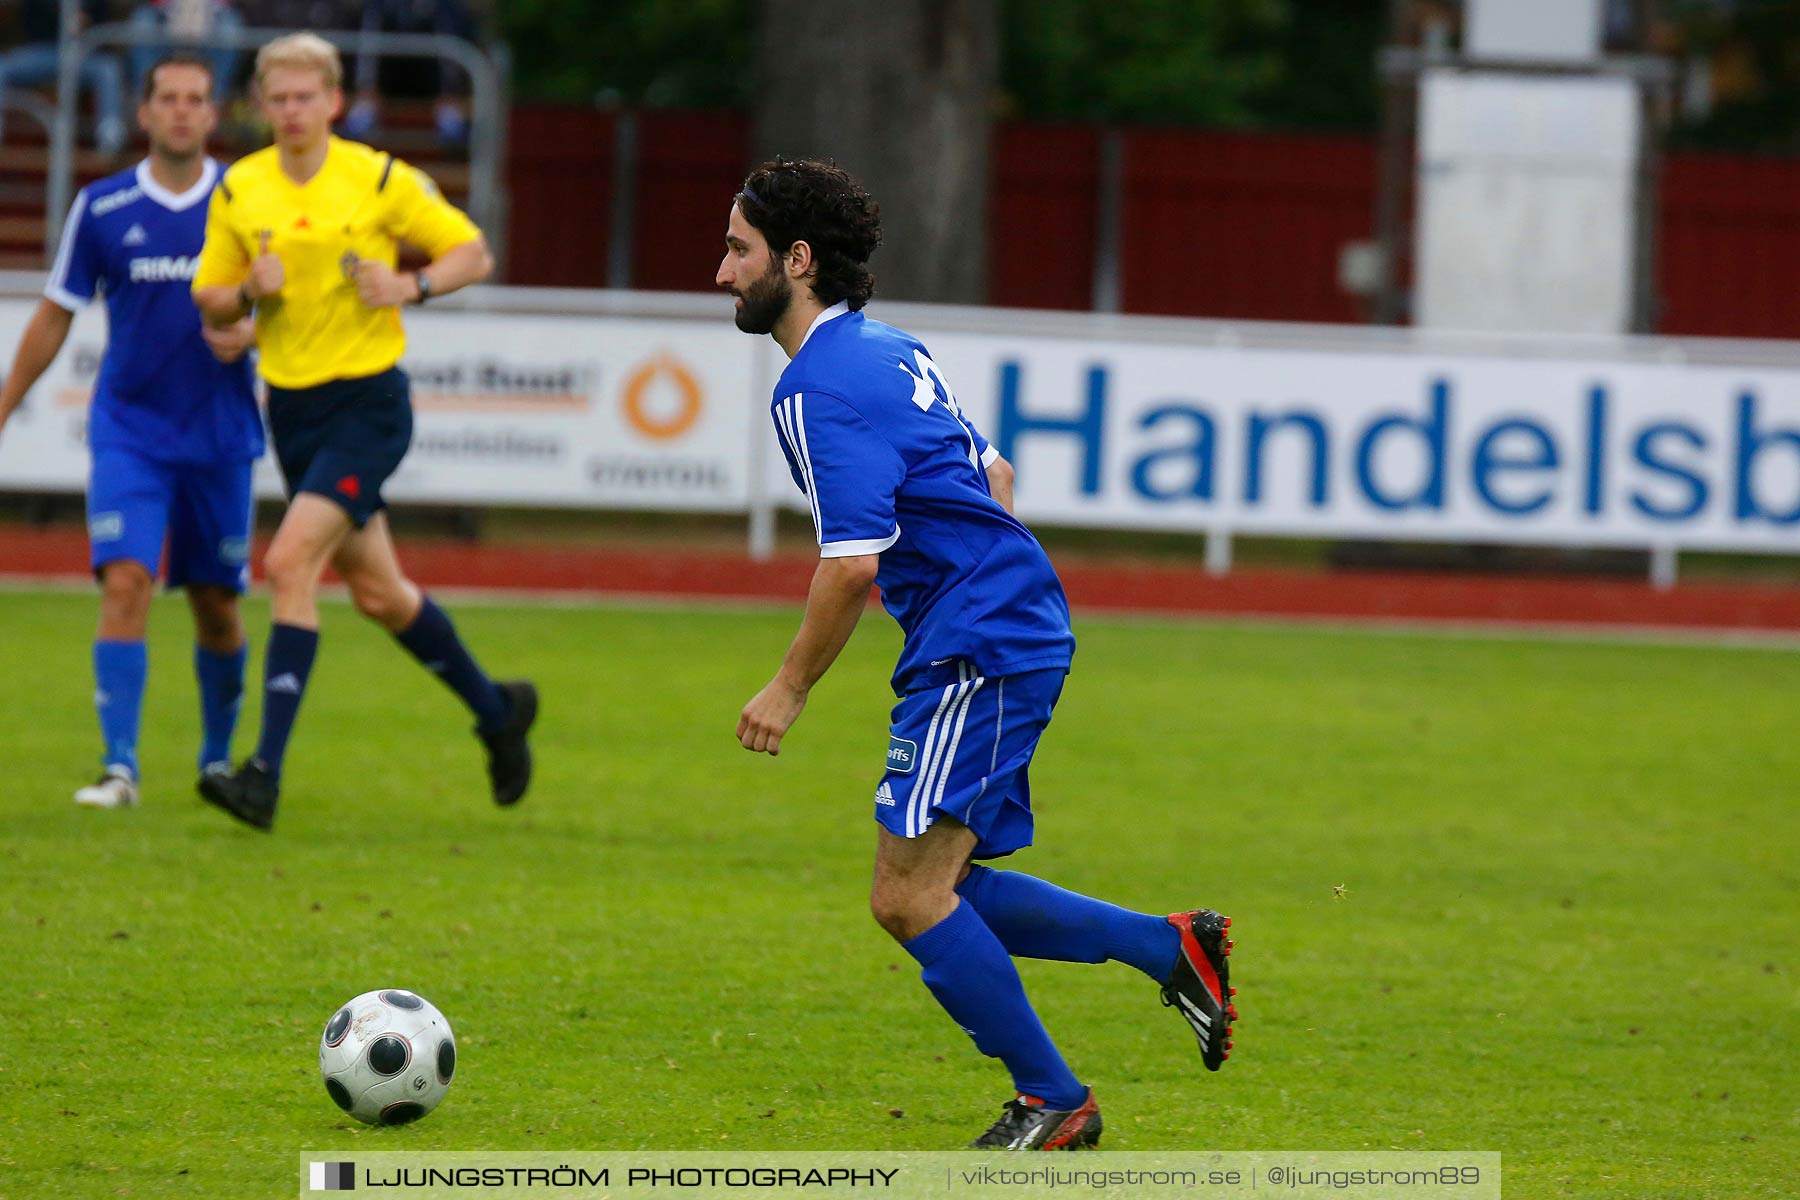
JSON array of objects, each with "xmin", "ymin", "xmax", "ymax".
[
  {"xmin": 46, "ymin": 159, "xmax": 262, "ymax": 464},
  {"xmin": 771, "ymin": 303, "xmax": 1075, "ymax": 695}
]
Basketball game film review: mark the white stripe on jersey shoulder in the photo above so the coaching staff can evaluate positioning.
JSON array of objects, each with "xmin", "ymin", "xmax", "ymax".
[
  {"xmin": 135, "ymin": 158, "xmax": 219, "ymax": 211},
  {"xmin": 789, "ymin": 393, "xmax": 824, "ymax": 540},
  {"xmin": 820, "ymin": 528, "xmax": 899, "ymax": 558},
  {"xmin": 44, "ymin": 190, "xmax": 92, "ymax": 311},
  {"xmin": 798, "ymin": 300, "xmax": 851, "ymax": 350},
  {"xmin": 773, "ymin": 396, "xmax": 802, "ymax": 481}
]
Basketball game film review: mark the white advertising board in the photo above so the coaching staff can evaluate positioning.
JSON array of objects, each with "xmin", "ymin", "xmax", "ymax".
[
  {"xmin": 0, "ymin": 298, "xmax": 111, "ymax": 491},
  {"xmin": 386, "ymin": 310, "xmax": 759, "ymax": 511},
  {"xmin": 2, "ymin": 283, "xmax": 1797, "ymax": 559},
  {"xmin": 0, "ymin": 296, "xmax": 764, "ymax": 513},
  {"xmin": 854, "ymin": 322, "xmax": 1800, "ymax": 552}
]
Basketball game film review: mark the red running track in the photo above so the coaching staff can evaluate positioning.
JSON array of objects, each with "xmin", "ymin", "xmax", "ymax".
[{"xmin": 5, "ymin": 524, "xmax": 1800, "ymax": 634}]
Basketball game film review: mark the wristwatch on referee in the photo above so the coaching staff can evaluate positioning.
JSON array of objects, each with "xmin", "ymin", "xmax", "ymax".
[{"xmin": 413, "ymin": 270, "xmax": 432, "ymax": 304}]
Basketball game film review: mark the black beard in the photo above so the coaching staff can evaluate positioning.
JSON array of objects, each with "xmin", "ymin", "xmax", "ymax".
[{"xmin": 733, "ymin": 266, "xmax": 792, "ymax": 335}]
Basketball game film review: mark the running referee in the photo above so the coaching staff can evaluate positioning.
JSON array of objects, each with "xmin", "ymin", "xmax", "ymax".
[{"xmin": 192, "ymin": 32, "xmax": 535, "ymax": 829}]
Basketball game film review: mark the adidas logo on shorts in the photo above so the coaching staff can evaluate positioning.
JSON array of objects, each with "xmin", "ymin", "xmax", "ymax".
[{"xmin": 874, "ymin": 781, "xmax": 896, "ymax": 807}]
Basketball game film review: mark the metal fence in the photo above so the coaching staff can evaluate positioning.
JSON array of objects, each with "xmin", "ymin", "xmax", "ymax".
[{"xmin": 45, "ymin": 17, "xmax": 507, "ymax": 267}]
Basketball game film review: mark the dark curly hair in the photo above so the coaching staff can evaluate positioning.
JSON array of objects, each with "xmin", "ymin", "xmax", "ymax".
[{"xmin": 734, "ymin": 158, "xmax": 881, "ymax": 311}]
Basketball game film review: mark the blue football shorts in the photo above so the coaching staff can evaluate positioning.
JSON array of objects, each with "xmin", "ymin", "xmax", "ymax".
[
  {"xmin": 875, "ymin": 663, "xmax": 1067, "ymax": 859},
  {"xmin": 266, "ymin": 366, "xmax": 412, "ymax": 528},
  {"xmin": 87, "ymin": 445, "xmax": 254, "ymax": 591}
]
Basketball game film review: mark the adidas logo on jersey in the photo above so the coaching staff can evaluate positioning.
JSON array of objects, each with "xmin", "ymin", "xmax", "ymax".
[
  {"xmin": 122, "ymin": 223, "xmax": 147, "ymax": 246},
  {"xmin": 267, "ymin": 673, "xmax": 303, "ymax": 694},
  {"xmin": 128, "ymin": 254, "xmax": 198, "ymax": 283}
]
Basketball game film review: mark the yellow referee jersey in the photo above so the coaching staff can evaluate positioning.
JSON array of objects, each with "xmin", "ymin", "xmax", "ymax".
[{"xmin": 193, "ymin": 136, "xmax": 480, "ymax": 389}]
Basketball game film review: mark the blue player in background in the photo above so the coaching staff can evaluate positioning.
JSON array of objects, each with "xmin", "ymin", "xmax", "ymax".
[
  {"xmin": 0, "ymin": 54, "xmax": 259, "ymax": 809},
  {"xmin": 719, "ymin": 159, "xmax": 1239, "ymax": 1150}
]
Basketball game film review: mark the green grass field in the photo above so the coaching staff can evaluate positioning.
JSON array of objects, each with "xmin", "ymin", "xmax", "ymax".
[{"xmin": 1, "ymin": 587, "xmax": 1795, "ymax": 1198}]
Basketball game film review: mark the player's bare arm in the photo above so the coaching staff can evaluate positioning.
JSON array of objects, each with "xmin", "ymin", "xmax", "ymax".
[
  {"xmin": 354, "ymin": 236, "xmax": 494, "ymax": 309},
  {"xmin": 0, "ymin": 299, "xmax": 75, "ymax": 436},
  {"xmin": 737, "ymin": 552, "xmax": 879, "ymax": 756},
  {"xmin": 987, "ymin": 453, "xmax": 1016, "ymax": 514}
]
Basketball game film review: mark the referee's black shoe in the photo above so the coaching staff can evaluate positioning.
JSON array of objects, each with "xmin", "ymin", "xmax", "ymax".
[
  {"xmin": 967, "ymin": 1089, "xmax": 1102, "ymax": 1150},
  {"xmin": 478, "ymin": 680, "xmax": 537, "ymax": 806},
  {"xmin": 1161, "ymin": 909, "xmax": 1236, "ymax": 1070},
  {"xmin": 197, "ymin": 758, "xmax": 278, "ymax": 831}
]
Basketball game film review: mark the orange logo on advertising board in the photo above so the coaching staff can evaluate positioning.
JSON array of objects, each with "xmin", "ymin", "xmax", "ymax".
[{"xmin": 621, "ymin": 353, "xmax": 703, "ymax": 441}]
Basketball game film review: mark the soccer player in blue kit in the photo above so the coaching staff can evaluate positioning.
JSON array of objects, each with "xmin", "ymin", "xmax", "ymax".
[
  {"xmin": 0, "ymin": 54, "xmax": 259, "ymax": 809},
  {"xmin": 720, "ymin": 159, "xmax": 1240, "ymax": 1150}
]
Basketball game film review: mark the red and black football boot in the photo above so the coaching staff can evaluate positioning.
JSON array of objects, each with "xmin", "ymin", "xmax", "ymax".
[
  {"xmin": 968, "ymin": 1088, "xmax": 1103, "ymax": 1150},
  {"xmin": 1161, "ymin": 909, "xmax": 1236, "ymax": 1070}
]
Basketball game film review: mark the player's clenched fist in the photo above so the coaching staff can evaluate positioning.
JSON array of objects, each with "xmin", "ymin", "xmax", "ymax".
[
  {"xmin": 201, "ymin": 317, "xmax": 256, "ymax": 363},
  {"xmin": 245, "ymin": 229, "xmax": 284, "ymax": 301},
  {"xmin": 737, "ymin": 677, "xmax": 808, "ymax": 756},
  {"xmin": 353, "ymin": 259, "xmax": 415, "ymax": 308}
]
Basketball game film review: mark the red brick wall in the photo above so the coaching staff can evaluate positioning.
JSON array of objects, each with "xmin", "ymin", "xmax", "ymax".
[{"xmin": 507, "ymin": 106, "xmax": 1800, "ymax": 340}]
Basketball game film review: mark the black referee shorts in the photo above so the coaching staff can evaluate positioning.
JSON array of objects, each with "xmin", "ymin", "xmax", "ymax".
[{"xmin": 267, "ymin": 366, "xmax": 413, "ymax": 528}]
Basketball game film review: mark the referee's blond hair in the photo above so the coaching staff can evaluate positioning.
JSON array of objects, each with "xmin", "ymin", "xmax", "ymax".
[{"xmin": 255, "ymin": 32, "xmax": 343, "ymax": 89}]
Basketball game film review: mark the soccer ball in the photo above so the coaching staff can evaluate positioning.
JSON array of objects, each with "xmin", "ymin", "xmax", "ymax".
[{"xmin": 318, "ymin": 989, "xmax": 456, "ymax": 1126}]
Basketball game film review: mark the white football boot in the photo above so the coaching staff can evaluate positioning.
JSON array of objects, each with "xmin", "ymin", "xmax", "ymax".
[{"xmin": 74, "ymin": 766, "xmax": 138, "ymax": 808}]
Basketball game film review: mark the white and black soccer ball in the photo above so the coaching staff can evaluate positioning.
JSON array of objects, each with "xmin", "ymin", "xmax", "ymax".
[{"xmin": 318, "ymin": 989, "xmax": 456, "ymax": 1126}]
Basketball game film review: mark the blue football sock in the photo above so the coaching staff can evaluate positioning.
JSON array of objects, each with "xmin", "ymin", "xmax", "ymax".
[
  {"xmin": 957, "ymin": 864, "xmax": 1182, "ymax": 984},
  {"xmin": 93, "ymin": 639, "xmax": 147, "ymax": 776},
  {"xmin": 194, "ymin": 643, "xmax": 247, "ymax": 770},
  {"xmin": 254, "ymin": 623, "xmax": 318, "ymax": 779},
  {"xmin": 393, "ymin": 596, "xmax": 507, "ymax": 730},
  {"xmin": 902, "ymin": 900, "xmax": 1086, "ymax": 1110}
]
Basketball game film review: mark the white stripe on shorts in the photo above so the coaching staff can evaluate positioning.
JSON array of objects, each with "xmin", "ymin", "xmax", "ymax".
[
  {"xmin": 975, "ymin": 675, "xmax": 1006, "ymax": 802},
  {"xmin": 908, "ymin": 673, "xmax": 965, "ymax": 839},
  {"xmin": 910, "ymin": 662, "xmax": 984, "ymax": 837},
  {"xmin": 933, "ymin": 672, "xmax": 984, "ymax": 816}
]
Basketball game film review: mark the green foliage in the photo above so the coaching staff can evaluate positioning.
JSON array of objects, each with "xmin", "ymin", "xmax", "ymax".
[
  {"xmin": 495, "ymin": 0, "xmax": 1385, "ymax": 131},
  {"xmin": 2, "ymin": 591, "xmax": 1795, "ymax": 1197},
  {"xmin": 1665, "ymin": 0, "xmax": 1800, "ymax": 152},
  {"xmin": 1247, "ymin": 0, "xmax": 1385, "ymax": 131},
  {"xmin": 1000, "ymin": 0, "xmax": 1381, "ymax": 130},
  {"xmin": 1001, "ymin": 0, "xmax": 1286, "ymax": 125},
  {"xmin": 498, "ymin": 0, "xmax": 754, "ymax": 107}
]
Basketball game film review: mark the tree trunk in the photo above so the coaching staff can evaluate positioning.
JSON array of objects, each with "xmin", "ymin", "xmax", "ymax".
[{"xmin": 751, "ymin": 0, "xmax": 997, "ymax": 304}]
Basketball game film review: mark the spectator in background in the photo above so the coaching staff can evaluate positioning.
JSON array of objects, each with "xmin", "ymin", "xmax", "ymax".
[
  {"xmin": 341, "ymin": 0, "xmax": 478, "ymax": 147},
  {"xmin": 128, "ymin": 1, "xmax": 247, "ymax": 105},
  {"xmin": 0, "ymin": 0, "xmax": 128, "ymax": 154},
  {"xmin": 235, "ymin": 0, "xmax": 360, "ymax": 30}
]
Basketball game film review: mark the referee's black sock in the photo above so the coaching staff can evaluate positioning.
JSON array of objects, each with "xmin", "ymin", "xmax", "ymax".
[
  {"xmin": 394, "ymin": 595, "xmax": 508, "ymax": 730},
  {"xmin": 255, "ymin": 622, "xmax": 319, "ymax": 778}
]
